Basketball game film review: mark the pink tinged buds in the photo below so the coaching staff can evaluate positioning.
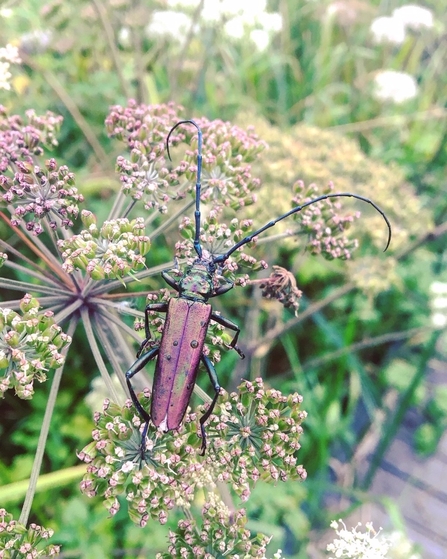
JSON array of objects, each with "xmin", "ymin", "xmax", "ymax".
[{"xmin": 1, "ymin": 295, "xmax": 71, "ymax": 399}]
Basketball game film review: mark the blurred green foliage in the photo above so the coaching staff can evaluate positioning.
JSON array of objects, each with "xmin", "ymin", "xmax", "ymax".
[{"xmin": 1, "ymin": 0, "xmax": 447, "ymax": 557}]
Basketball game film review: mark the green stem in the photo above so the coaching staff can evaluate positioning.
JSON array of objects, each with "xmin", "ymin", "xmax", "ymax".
[
  {"xmin": 107, "ymin": 188, "xmax": 131, "ymax": 222},
  {"xmin": 93, "ymin": 313, "xmax": 135, "ymax": 395},
  {"xmin": 246, "ymin": 282, "xmax": 353, "ymax": 354},
  {"xmin": 0, "ymin": 277, "xmax": 69, "ymax": 297},
  {"xmin": 2, "ymin": 258, "xmax": 64, "ymax": 288},
  {"xmin": 303, "ymin": 325, "xmax": 440, "ymax": 370},
  {"xmin": 92, "ymin": 0, "xmax": 132, "ymax": 100},
  {"xmin": 96, "ymin": 304, "xmax": 142, "ymax": 341},
  {"xmin": 53, "ymin": 298, "xmax": 84, "ymax": 324},
  {"xmin": 0, "ymin": 238, "xmax": 62, "ymax": 286},
  {"xmin": 18, "ymin": 317, "xmax": 78, "ymax": 526},
  {"xmin": 81, "ymin": 307, "xmax": 122, "ymax": 403},
  {"xmin": 148, "ymin": 198, "xmax": 195, "ymax": 241}
]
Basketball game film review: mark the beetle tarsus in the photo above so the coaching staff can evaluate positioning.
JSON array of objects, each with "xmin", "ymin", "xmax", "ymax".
[{"xmin": 139, "ymin": 420, "xmax": 149, "ymax": 458}]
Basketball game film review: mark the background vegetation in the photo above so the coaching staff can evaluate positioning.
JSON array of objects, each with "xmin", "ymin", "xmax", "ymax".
[{"xmin": 1, "ymin": 0, "xmax": 446, "ymax": 557}]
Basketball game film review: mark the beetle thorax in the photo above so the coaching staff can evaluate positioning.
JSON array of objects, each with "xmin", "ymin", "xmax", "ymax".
[{"xmin": 179, "ymin": 263, "xmax": 214, "ymax": 300}]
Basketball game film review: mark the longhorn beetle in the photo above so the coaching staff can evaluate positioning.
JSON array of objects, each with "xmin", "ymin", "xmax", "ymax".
[{"xmin": 125, "ymin": 119, "xmax": 392, "ymax": 455}]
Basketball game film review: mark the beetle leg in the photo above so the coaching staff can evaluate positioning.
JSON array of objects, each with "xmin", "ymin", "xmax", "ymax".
[
  {"xmin": 137, "ymin": 302, "xmax": 168, "ymax": 358},
  {"xmin": 125, "ymin": 347, "xmax": 159, "ymax": 453},
  {"xmin": 210, "ymin": 312, "xmax": 245, "ymax": 359},
  {"xmin": 199, "ymin": 354, "xmax": 221, "ymax": 455},
  {"xmin": 211, "ymin": 278, "xmax": 234, "ymax": 297},
  {"xmin": 161, "ymin": 270, "xmax": 181, "ymax": 292}
]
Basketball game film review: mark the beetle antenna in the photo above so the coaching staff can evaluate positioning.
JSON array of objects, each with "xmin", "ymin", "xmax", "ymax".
[
  {"xmin": 213, "ymin": 192, "xmax": 392, "ymax": 265},
  {"xmin": 167, "ymin": 120, "xmax": 203, "ymax": 258}
]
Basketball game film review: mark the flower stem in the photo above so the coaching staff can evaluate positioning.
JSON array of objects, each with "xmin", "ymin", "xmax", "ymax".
[
  {"xmin": 81, "ymin": 307, "xmax": 122, "ymax": 402},
  {"xmin": 19, "ymin": 318, "xmax": 77, "ymax": 526}
]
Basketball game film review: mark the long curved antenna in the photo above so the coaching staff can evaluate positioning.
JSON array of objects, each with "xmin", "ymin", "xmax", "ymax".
[
  {"xmin": 166, "ymin": 120, "xmax": 203, "ymax": 258},
  {"xmin": 213, "ymin": 192, "xmax": 392, "ymax": 265}
]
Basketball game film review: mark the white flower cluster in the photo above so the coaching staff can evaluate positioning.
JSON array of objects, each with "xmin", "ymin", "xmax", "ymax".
[
  {"xmin": 327, "ymin": 520, "xmax": 390, "ymax": 559},
  {"xmin": 373, "ymin": 70, "xmax": 418, "ymax": 104},
  {"xmin": 370, "ymin": 4, "xmax": 434, "ymax": 45},
  {"xmin": 0, "ymin": 44, "xmax": 21, "ymax": 91},
  {"xmin": 143, "ymin": 0, "xmax": 282, "ymax": 52}
]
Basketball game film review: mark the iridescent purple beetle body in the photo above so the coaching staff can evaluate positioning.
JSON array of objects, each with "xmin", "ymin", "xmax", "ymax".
[
  {"xmin": 151, "ymin": 298, "xmax": 211, "ymax": 431},
  {"xmin": 125, "ymin": 120, "xmax": 392, "ymax": 455}
]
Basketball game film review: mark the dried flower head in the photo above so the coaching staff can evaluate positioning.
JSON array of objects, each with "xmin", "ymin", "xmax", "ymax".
[
  {"xmin": 257, "ymin": 265, "xmax": 302, "ymax": 315},
  {"xmin": 156, "ymin": 496, "xmax": 271, "ymax": 558},
  {"xmin": 0, "ymin": 294, "xmax": 71, "ymax": 399},
  {"xmin": 0, "ymin": 508, "xmax": 60, "ymax": 557}
]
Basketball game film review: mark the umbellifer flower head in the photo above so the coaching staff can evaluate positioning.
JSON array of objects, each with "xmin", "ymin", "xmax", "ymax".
[
  {"xmin": 292, "ymin": 180, "xmax": 360, "ymax": 260},
  {"xmin": 0, "ymin": 508, "xmax": 60, "ymax": 556},
  {"xmin": 202, "ymin": 378, "xmax": 307, "ymax": 500},
  {"xmin": 327, "ymin": 519, "xmax": 390, "ymax": 559},
  {"xmin": 0, "ymin": 109, "xmax": 83, "ymax": 234},
  {"xmin": 156, "ymin": 494, "xmax": 271, "ymax": 558},
  {"xmin": 79, "ymin": 379, "xmax": 307, "ymax": 524},
  {"xmin": 0, "ymin": 294, "xmax": 71, "ymax": 399},
  {"xmin": 58, "ymin": 212, "xmax": 150, "ymax": 280},
  {"xmin": 78, "ymin": 391, "xmax": 203, "ymax": 526}
]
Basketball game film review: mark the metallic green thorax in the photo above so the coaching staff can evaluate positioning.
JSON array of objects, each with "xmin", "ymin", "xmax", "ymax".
[{"xmin": 178, "ymin": 262, "xmax": 215, "ymax": 301}]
